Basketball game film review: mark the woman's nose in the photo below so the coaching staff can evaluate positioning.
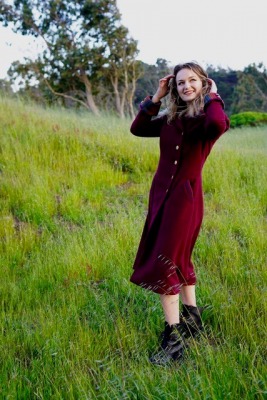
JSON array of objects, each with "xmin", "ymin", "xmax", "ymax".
[{"xmin": 184, "ymin": 81, "xmax": 191, "ymax": 88}]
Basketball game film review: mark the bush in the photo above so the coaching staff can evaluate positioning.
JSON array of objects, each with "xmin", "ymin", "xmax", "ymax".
[{"xmin": 230, "ymin": 111, "xmax": 267, "ymax": 128}]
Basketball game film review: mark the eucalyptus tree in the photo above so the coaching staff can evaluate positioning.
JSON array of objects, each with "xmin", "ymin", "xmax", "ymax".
[
  {"xmin": 0, "ymin": 0, "xmax": 140, "ymax": 116},
  {"xmin": 103, "ymin": 24, "xmax": 142, "ymax": 118}
]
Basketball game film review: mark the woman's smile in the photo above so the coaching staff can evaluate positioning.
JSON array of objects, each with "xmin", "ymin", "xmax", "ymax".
[{"xmin": 184, "ymin": 90, "xmax": 194, "ymax": 95}]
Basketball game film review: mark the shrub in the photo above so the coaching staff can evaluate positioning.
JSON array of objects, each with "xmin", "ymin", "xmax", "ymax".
[{"xmin": 230, "ymin": 111, "xmax": 267, "ymax": 128}]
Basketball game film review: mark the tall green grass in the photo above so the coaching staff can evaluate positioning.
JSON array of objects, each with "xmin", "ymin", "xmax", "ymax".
[{"xmin": 0, "ymin": 96, "xmax": 266, "ymax": 399}]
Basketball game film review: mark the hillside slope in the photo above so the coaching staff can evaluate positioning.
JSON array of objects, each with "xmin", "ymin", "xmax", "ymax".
[{"xmin": 0, "ymin": 96, "xmax": 266, "ymax": 399}]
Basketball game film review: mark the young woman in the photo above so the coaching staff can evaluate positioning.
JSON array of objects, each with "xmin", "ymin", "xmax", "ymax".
[{"xmin": 130, "ymin": 62, "xmax": 230, "ymax": 365}]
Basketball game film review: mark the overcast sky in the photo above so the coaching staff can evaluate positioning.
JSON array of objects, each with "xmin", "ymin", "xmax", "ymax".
[
  {"xmin": 116, "ymin": 0, "xmax": 267, "ymax": 70},
  {"xmin": 0, "ymin": 0, "xmax": 266, "ymax": 79}
]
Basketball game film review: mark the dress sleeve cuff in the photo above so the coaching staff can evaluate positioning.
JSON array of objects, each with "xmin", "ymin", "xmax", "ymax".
[
  {"xmin": 204, "ymin": 93, "xmax": 225, "ymax": 109},
  {"xmin": 140, "ymin": 96, "xmax": 162, "ymax": 116}
]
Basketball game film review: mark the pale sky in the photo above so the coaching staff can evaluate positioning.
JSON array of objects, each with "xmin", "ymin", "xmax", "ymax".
[
  {"xmin": 116, "ymin": 0, "xmax": 267, "ymax": 70},
  {"xmin": 0, "ymin": 0, "xmax": 266, "ymax": 79}
]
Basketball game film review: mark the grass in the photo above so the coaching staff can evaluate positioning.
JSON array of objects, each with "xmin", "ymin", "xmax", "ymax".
[{"xmin": 0, "ymin": 95, "xmax": 266, "ymax": 399}]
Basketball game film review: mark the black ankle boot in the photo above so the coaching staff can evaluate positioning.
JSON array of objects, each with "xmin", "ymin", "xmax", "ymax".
[
  {"xmin": 150, "ymin": 322, "xmax": 188, "ymax": 365},
  {"xmin": 159, "ymin": 321, "xmax": 172, "ymax": 349},
  {"xmin": 180, "ymin": 304, "xmax": 204, "ymax": 338}
]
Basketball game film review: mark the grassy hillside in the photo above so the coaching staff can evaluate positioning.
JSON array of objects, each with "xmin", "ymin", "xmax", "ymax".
[{"xmin": 0, "ymin": 96, "xmax": 266, "ymax": 399}]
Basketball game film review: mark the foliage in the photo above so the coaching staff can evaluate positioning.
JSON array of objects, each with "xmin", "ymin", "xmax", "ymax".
[
  {"xmin": 1, "ymin": 0, "xmax": 267, "ymax": 117},
  {"xmin": 0, "ymin": 0, "xmax": 140, "ymax": 116},
  {"xmin": 230, "ymin": 111, "xmax": 267, "ymax": 128},
  {"xmin": 231, "ymin": 64, "xmax": 267, "ymax": 114},
  {"xmin": 206, "ymin": 66, "xmax": 238, "ymax": 115},
  {"xmin": 0, "ymin": 78, "xmax": 13, "ymax": 94},
  {"xmin": 0, "ymin": 96, "xmax": 266, "ymax": 399}
]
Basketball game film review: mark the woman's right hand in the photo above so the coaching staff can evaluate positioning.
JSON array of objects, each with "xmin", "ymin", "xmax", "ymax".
[{"xmin": 152, "ymin": 74, "xmax": 175, "ymax": 103}]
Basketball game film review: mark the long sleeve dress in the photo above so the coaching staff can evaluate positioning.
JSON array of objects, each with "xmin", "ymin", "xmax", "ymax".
[{"xmin": 130, "ymin": 93, "xmax": 230, "ymax": 295}]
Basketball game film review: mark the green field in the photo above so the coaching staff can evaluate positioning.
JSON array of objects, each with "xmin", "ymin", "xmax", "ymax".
[{"xmin": 0, "ymin": 96, "xmax": 266, "ymax": 399}]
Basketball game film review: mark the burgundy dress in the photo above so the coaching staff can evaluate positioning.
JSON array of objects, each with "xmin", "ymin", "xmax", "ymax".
[{"xmin": 130, "ymin": 94, "xmax": 230, "ymax": 295}]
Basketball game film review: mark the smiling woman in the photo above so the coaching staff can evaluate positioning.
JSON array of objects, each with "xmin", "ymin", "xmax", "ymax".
[{"xmin": 129, "ymin": 61, "xmax": 230, "ymax": 365}]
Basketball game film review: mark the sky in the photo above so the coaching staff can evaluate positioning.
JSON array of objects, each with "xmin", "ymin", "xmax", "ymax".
[
  {"xmin": 116, "ymin": 0, "xmax": 267, "ymax": 70},
  {"xmin": 0, "ymin": 0, "xmax": 266, "ymax": 80}
]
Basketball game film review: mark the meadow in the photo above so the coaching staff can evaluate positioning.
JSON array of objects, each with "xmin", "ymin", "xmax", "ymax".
[{"xmin": 0, "ymin": 96, "xmax": 266, "ymax": 399}]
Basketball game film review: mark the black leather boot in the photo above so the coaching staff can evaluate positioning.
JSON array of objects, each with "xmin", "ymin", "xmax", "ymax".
[
  {"xmin": 159, "ymin": 321, "xmax": 172, "ymax": 349},
  {"xmin": 150, "ymin": 322, "xmax": 188, "ymax": 365},
  {"xmin": 180, "ymin": 304, "xmax": 204, "ymax": 338}
]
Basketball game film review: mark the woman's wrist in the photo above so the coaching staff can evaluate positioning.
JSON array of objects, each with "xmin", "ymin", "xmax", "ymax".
[
  {"xmin": 140, "ymin": 96, "xmax": 161, "ymax": 116},
  {"xmin": 152, "ymin": 94, "xmax": 161, "ymax": 103}
]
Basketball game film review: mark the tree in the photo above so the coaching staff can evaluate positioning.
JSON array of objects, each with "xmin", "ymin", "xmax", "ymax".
[
  {"xmin": 231, "ymin": 64, "xmax": 267, "ymax": 114},
  {"xmin": 101, "ymin": 25, "xmax": 142, "ymax": 118},
  {"xmin": 0, "ymin": 0, "xmax": 140, "ymax": 116}
]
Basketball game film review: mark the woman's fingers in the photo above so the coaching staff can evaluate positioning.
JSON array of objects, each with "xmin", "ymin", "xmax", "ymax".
[{"xmin": 159, "ymin": 74, "xmax": 175, "ymax": 86}]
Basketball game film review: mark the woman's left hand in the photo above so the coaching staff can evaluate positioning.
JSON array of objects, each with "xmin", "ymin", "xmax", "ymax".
[{"xmin": 207, "ymin": 78, "xmax": 217, "ymax": 93}]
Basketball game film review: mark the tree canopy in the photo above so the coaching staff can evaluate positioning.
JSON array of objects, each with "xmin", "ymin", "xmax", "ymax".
[
  {"xmin": 1, "ymin": 1, "xmax": 267, "ymax": 116},
  {"xmin": 0, "ymin": 0, "xmax": 141, "ymax": 117}
]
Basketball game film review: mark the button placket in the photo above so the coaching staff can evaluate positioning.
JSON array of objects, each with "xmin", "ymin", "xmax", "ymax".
[
  {"xmin": 166, "ymin": 132, "xmax": 183, "ymax": 194},
  {"xmin": 167, "ymin": 133, "xmax": 182, "ymax": 191}
]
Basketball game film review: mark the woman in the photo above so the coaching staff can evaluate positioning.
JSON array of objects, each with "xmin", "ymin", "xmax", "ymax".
[{"xmin": 130, "ymin": 62, "xmax": 230, "ymax": 365}]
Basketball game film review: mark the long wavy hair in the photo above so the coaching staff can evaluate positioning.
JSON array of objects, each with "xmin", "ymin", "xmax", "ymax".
[{"xmin": 167, "ymin": 62, "xmax": 210, "ymax": 123}]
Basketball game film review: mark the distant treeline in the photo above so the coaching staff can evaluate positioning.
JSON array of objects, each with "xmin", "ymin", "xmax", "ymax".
[
  {"xmin": 1, "ymin": 59, "xmax": 267, "ymax": 118},
  {"xmin": 1, "ymin": 59, "xmax": 266, "ymax": 118},
  {"xmin": 0, "ymin": 1, "xmax": 266, "ymax": 118}
]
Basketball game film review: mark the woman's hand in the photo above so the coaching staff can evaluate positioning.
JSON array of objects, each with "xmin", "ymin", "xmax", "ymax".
[
  {"xmin": 207, "ymin": 78, "xmax": 217, "ymax": 93},
  {"xmin": 152, "ymin": 74, "xmax": 175, "ymax": 103}
]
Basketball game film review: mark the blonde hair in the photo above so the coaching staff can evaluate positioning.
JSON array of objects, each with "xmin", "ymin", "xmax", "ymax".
[{"xmin": 167, "ymin": 62, "xmax": 210, "ymax": 123}]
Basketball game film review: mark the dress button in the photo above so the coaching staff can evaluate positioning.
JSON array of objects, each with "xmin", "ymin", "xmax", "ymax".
[
  {"xmin": 175, "ymin": 145, "xmax": 179, "ymax": 150},
  {"xmin": 166, "ymin": 189, "xmax": 169, "ymax": 193},
  {"xmin": 181, "ymin": 132, "xmax": 184, "ymax": 135},
  {"xmin": 171, "ymin": 175, "xmax": 174, "ymax": 179},
  {"xmin": 174, "ymin": 160, "xmax": 178, "ymax": 165}
]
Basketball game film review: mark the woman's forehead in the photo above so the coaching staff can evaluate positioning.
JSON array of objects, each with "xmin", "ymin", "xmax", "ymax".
[{"xmin": 176, "ymin": 68, "xmax": 199, "ymax": 81}]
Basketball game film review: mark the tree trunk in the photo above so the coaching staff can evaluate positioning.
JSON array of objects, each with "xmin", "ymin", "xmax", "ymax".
[
  {"xmin": 127, "ymin": 89, "xmax": 135, "ymax": 120},
  {"xmin": 120, "ymin": 88, "xmax": 127, "ymax": 119},
  {"xmin": 79, "ymin": 71, "xmax": 100, "ymax": 115},
  {"xmin": 111, "ymin": 72, "xmax": 125, "ymax": 118},
  {"xmin": 127, "ymin": 64, "xmax": 137, "ymax": 120},
  {"xmin": 127, "ymin": 62, "xmax": 141, "ymax": 120}
]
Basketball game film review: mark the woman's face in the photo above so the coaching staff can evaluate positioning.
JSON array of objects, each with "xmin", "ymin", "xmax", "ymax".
[{"xmin": 176, "ymin": 68, "xmax": 203, "ymax": 103}]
